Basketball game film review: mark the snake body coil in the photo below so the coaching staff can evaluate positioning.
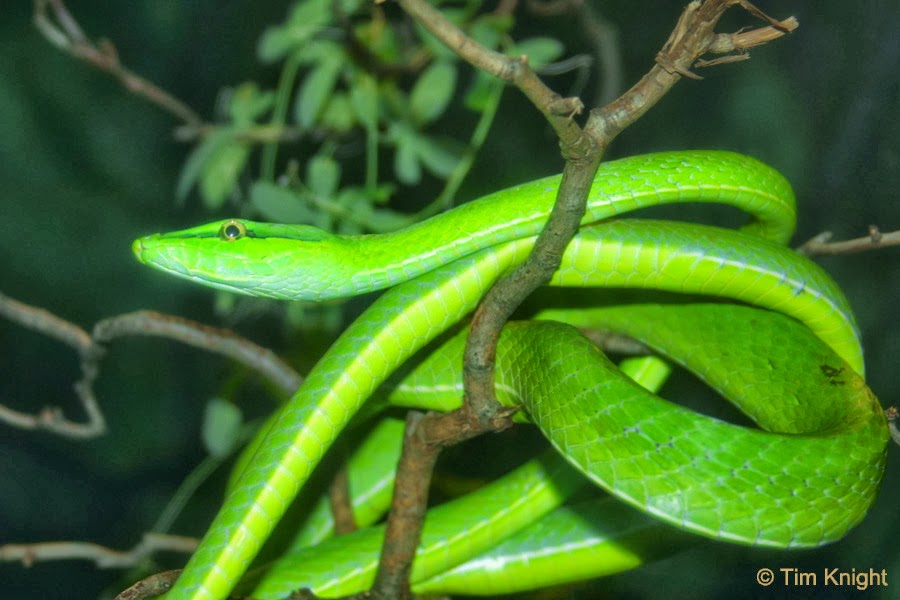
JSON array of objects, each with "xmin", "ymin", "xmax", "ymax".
[{"xmin": 133, "ymin": 151, "xmax": 887, "ymax": 600}]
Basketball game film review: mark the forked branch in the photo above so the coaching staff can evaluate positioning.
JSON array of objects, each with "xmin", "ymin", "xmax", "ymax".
[
  {"xmin": 369, "ymin": 2, "xmax": 798, "ymax": 599},
  {"xmin": 0, "ymin": 293, "xmax": 303, "ymax": 439}
]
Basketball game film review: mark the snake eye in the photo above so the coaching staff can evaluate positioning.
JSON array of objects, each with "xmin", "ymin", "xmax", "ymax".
[{"xmin": 219, "ymin": 219, "xmax": 247, "ymax": 242}]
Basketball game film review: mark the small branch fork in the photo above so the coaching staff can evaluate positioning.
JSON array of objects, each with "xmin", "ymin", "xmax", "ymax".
[
  {"xmin": 32, "ymin": 0, "xmax": 202, "ymax": 128},
  {"xmin": 2, "ymin": 292, "xmax": 352, "ymax": 598},
  {"xmin": 0, "ymin": 292, "xmax": 302, "ymax": 438},
  {"xmin": 0, "ymin": 535, "xmax": 197, "ymax": 569},
  {"xmin": 31, "ymin": 0, "xmax": 306, "ymax": 144},
  {"xmin": 0, "ymin": 291, "xmax": 104, "ymax": 438}
]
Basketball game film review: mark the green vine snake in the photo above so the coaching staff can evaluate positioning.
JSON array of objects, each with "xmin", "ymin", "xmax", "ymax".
[{"xmin": 132, "ymin": 151, "xmax": 888, "ymax": 599}]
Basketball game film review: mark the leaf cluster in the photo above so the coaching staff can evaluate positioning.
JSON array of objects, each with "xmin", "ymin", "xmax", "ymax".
[{"xmin": 177, "ymin": 0, "xmax": 564, "ymax": 236}]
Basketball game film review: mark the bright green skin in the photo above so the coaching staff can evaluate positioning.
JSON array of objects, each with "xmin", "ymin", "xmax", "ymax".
[
  {"xmin": 132, "ymin": 151, "xmax": 887, "ymax": 600},
  {"xmin": 247, "ymin": 354, "xmax": 672, "ymax": 598},
  {"xmin": 251, "ymin": 307, "xmax": 884, "ymax": 598}
]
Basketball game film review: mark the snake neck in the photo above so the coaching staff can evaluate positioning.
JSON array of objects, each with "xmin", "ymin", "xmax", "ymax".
[{"xmin": 134, "ymin": 151, "xmax": 796, "ymax": 303}]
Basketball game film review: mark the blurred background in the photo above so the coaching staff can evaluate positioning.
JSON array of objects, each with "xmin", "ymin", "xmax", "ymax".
[{"xmin": 1, "ymin": 1, "xmax": 898, "ymax": 598}]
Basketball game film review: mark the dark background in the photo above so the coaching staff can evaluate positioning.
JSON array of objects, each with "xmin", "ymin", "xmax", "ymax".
[{"xmin": 1, "ymin": 1, "xmax": 898, "ymax": 598}]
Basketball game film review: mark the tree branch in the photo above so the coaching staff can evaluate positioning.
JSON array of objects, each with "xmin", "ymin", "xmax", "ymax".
[
  {"xmin": 327, "ymin": 463, "xmax": 358, "ymax": 536},
  {"xmin": 886, "ymin": 407, "xmax": 900, "ymax": 447},
  {"xmin": 394, "ymin": 0, "xmax": 589, "ymax": 151},
  {"xmin": 32, "ymin": 0, "xmax": 203, "ymax": 127},
  {"xmin": 797, "ymin": 225, "xmax": 900, "ymax": 256},
  {"xmin": 114, "ymin": 569, "xmax": 182, "ymax": 600},
  {"xmin": 0, "ymin": 291, "xmax": 105, "ymax": 438},
  {"xmin": 369, "ymin": 412, "xmax": 436, "ymax": 600},
  {"xmin": 0, "ymin": 293, "xmax": 303, "ymax": 439},
  {"xmin": 368, "ymin": 1, "xmax": 798, "ymax": 598},
  {"xmin": 93, "ymin": 311, "xmax": 303, "ymax": 395},
  {"xmin": 31, "ymin": 0, "xmax": 308, "ymax": 145},
  {"xmin": 586, "ymin": 0, "xmax": 795, "ymax": 140},
  {"xmin": 0, "ymin": 534, "xmax": 197, "ymax": 569}
]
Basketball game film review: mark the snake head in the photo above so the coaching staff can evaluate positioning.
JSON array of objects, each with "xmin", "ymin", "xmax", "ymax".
[{"xmin": 132, "ymin": 219, "xmax": 349, "ymax": 301}]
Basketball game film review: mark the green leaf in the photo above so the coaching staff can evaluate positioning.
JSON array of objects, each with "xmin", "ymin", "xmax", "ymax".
[
  {"xmin": 468, "ymin": 13, "xmax": 513, "ymax": 51},
  {"xmin": 393, "ymin": 130, "xmax": 421, "ymax": 185},
  {"xmin": 368, "ymin": 182, "xmax": 395, "ymax": 205},
  {"xmin": 349, "ymin": 72, "xmax": 379, "ymax": 131},
  {"xmin": 335, "ymin": 188, "xmax": 381, "ymax": 234},
  {"xmin": 202, "ymin": 398, "xmax": 243, "ymax": 458},
  {"xmin": 513, "ymin": 37, "xmax": 565, "ymax": 68},
  {"xmin": 336, "ymin": 0, "xmax": 366, "ymax": 15},
  {"xmin": 176, "ymin": 128, "xmax": 237, "ymax": 203},
  {"xmin": 199, "ymin": 140, "xmax": 251, "ymax": 210},
  {"xmin": 257, "ymin": 0, "xmax": 333, "ymax": 63},
  {"xmin": 416, "ymin": 134, "xmax": 462, "ymax": 178},
  {"xmin": 465, "ymin": 70, "xmax": 498, "ymax": 112},
  {"xmin": 307, "ymin": 154, "xmax": 341, "ymax": 198},
  {"xmin": 228, "ymin": 82, "xmax": 275, "ymax": 125},
  {"xmin": 319, "ymin": 93, "xmax": 357, "ymax": 133},
  {"xmin": 257, "ymin": 29, "xmax": 294, "ymax": 63},
  {"xmin": 356, "ymin": 20, "xmax": 402, "ymax": 64},
  {"xmin": 293, "ymin": 39, "xmax": 344, "ymax": 65},
  {"xmin": 410, "ymin": 61, "xmax": 457, "ymax": 125},
  {"xmin": 333, "ymin": 187, "xmax": 406, "ymax": 232},
  {"xmin": 250, "ymin": 181, "xmax": 315, "ymax": 223},
  {"xmin": 295, "ymin": 55, "xmax": 344, "ymax": 129},
  {"xmin": 335, "ymin": 186, "xmax": 369, "ymax": 210}
]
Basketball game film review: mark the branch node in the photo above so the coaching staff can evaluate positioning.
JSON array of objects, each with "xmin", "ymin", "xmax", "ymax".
[
  {"xmin": 797, "ymin": 227, "xmax": 899, "ymax": 256},
  {"xmin": 655, "ymin": 51, "xmax": 703, "ymax": 80},
  {"xmin": 868, "ymin": 224, "xmax": 882, "ymax": 243},
  {"xmin": 886, "ymin": 407, "xmax": 900, "ymax": 447},
  {"xmin": 547, "ymin": 95, "xmax": 585, "ymax": 118},
  {"xmin": 32, "ymin": 0, "xmax": 203, "ymax": 126}
]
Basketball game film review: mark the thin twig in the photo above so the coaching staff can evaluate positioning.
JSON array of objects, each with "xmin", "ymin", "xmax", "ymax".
[
  {"xmin": 0, "ymin": 293, "xmax": 303, "ymax": 439},
  {"xmin": 94, "ymin": 311, "xmax": 303, "ymax": 395},
  {"xmin": 0, "ymin": 291, "xmax": 106, "ymax": 438},
  {"xmin": 527, "ymin": 0, "xmax": 624, "ymax": 105},
  {"xmin": 797, "ymin": 226, "xmax": 900, "ymax": 256},
  {"xmin": 328, "ymin": 464, "xmax": 357, "ymax": 535},
  {"xmin": 172, "ymin": 122, "xmax": 307, "ymax": 144},
  {"xmin": 33, "ymin": 0, "xmax": 311, "ymax": 147},
  {"xmin": 462, "ymin": 154, "xmax": 599, "ymax": 424},
  {"xmin": 588, "ymin": 0, "xmax": 793, "ymax": 139},
  {"xmin": 0, "ymin": 290, "xmax": 91, "ymax": 352},
  {"xmin": 0, "ymin": 534, "xmax": 197, "ymax": 569},
  {"xmin": 394, "ymin": 0, "xmax": 589, "ymax": 150},
  {"xmin": 33, "ymin": 0, "xmax": 203, "ymax": 127},
  {"xmin": 0, "ymin": 295, "xmax": 311, "ymax": 588},
  {"xmin": 579, "ymin": 329, "xmax": 651, "ymax": 355},
  {"xmin": 369, "ymin": 412, "xmax": 437, "ymax": 600},
  {"xmin": 886, "ymin": 407, "xmax": 900, "ymax": 447},
  {"xmin": 115, "ymin": 569, "xmax": 182, "ymax": 600}
]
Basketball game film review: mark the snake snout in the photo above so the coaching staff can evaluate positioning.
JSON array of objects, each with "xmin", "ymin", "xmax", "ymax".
[{"xmin": 131, "ymin": 237, "xmax": 146, "ymax": 261}]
